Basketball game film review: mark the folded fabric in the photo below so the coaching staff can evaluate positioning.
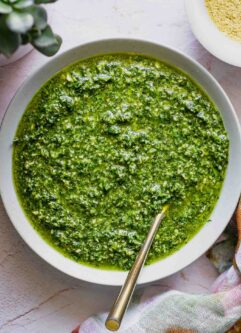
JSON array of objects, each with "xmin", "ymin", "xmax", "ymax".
[{"xmin": 72, "ymin": 201, "xmax": 241, "ymax": 333}]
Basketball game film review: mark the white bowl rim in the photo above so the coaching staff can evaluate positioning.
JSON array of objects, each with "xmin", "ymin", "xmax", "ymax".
[
  {"xmin": 0, "ymin": 38, "xmax": 241, "ymax": 286},
  {"xmin": 185, "ymin": 0, "xmax": 241, "ymax": 67}
]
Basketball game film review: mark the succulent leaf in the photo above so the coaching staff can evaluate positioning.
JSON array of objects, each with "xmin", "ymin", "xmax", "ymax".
[
  {"xmin": 13, "ymin": 0, "xmax": 34, "ymax": 9},
  {"xmin": 6, "ymin": 11, "xmax": 34, "ymax": 33},
  {"xmin": 32, "ymin": 24, "xmax": 57, "ymax": 47},
  {"xmin": 0, "ymin": 1, "xmax": 12, "ymax": 14},
  {"xmin": 0, "ymin": 15, "xmax": 21, "ymax": 57},
  {"xmin": 29, "ymin": 5, "xmax": 47, "ymax": 30},
  {"xmin": 33, "ymin": 33, "xmax": 61, "ymax": 56},
  {"xmin": 34, "ymin": 0, "xmax": 58, "ymax": 3}
]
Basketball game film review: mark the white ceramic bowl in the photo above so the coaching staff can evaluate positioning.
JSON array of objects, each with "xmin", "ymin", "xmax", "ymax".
[
  {"xmin": 185, "ymin": 0, "xmax": 241, "ymax": 67},
  {"xmin": 0, "ymin": 39, "xmax": 241, "ymax": 286}
]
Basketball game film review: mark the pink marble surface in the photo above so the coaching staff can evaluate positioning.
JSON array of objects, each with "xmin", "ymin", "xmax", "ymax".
[{"xmin": 0, "ymin": 1, "xmax": 240, "ymax": 332}]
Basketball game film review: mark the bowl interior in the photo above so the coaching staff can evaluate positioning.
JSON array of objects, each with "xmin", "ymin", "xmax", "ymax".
[{"xmin": 1, "ymin": 39, "xmax": 241, "ymax": 286}]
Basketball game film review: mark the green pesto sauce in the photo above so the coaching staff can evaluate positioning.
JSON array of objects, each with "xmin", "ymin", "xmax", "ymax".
[{"xmin": 13, "ymin": 54, "xmax": 229, "ymax": 271}]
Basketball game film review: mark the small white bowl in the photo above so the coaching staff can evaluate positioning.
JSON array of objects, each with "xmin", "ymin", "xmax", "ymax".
[
  {"xmin": 185, "ymin": 0, "xmax": 241, "ymax": 67},
  {"xmin": 0, "ymin": 39, "xmax": 241, "ymax": 286}
]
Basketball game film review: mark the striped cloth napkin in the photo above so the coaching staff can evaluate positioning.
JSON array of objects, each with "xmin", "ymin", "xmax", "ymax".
[{"xmin": 72, "ymin": 201, "xmax": 241, "ymax": 333}]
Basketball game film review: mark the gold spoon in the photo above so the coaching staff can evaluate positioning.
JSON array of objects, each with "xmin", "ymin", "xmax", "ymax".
[{"xmin": 105, "ymin": 205, "xmax": 169, "ymax": 331}]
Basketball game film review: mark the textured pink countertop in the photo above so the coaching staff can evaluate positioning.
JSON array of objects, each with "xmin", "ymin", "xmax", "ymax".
[{"xmin": 0, "ymin": 1, "xmax": 240, "ymax": 332}]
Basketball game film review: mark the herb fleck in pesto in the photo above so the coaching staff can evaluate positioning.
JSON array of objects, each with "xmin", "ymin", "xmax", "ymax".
[{"xmin": 13, "ymin": 54, "xmax": 229, "ymax": 270}]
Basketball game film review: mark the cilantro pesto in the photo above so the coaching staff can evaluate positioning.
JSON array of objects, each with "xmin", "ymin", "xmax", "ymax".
[{"xmin": 13, "ymin": 54, "xmax": 229, "ymax": 271}]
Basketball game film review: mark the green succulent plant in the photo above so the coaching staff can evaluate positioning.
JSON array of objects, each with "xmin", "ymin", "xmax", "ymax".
[{"xmin": 0, "ymin": 0, "xmax": 62, "ymax": 57}]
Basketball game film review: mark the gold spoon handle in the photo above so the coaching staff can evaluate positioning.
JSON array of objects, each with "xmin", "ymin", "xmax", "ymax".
[{"xmin": 105, "ymin": 205, "xmax": 169, "ymax": 331}]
